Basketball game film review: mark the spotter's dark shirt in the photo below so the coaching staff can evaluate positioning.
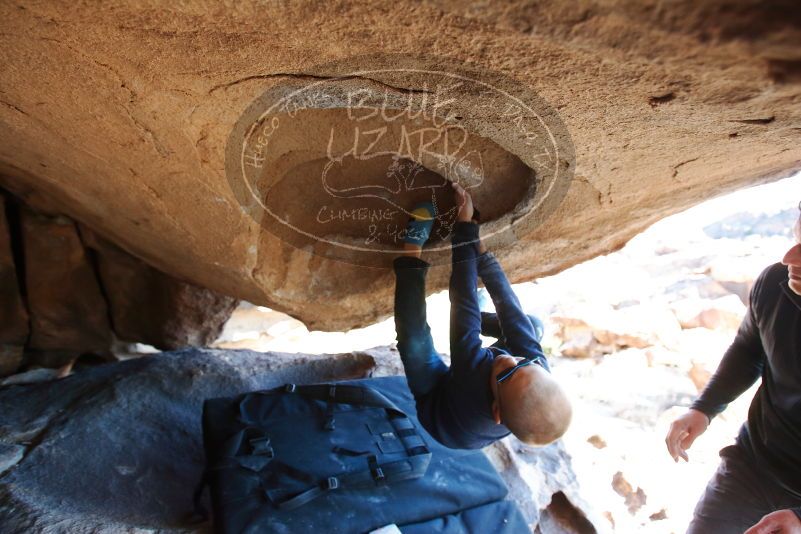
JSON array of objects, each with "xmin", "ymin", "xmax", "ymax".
[{"xmin": 692, "ymin": 263, "xmax": 801, "ymax": 518}]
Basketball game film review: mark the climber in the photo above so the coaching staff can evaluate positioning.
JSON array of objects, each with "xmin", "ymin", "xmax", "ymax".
[
  {"xmin": 665, "ymin": 200, "xmax": 801, "ymax": 533},
  {"xmin": 391, "ymin": 181, "xmax": 572, "ymax": 449}
]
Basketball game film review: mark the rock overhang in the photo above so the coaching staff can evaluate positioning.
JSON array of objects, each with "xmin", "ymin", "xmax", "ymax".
[{"xmin": 0, "ymin": 1, "xmax": 800, "ymax": 331}]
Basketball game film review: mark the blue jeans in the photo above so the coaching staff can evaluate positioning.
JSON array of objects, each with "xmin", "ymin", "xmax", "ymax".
[
  {"xmin": 480, "ymin": 311, "xmax": 544, "ymax": 352},
  {"xmin": 393, "ymin": 254, "xmax": 544, "ymax": 398}
]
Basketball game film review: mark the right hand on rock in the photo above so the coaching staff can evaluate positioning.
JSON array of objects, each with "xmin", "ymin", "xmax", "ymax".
[
  {"xmin": 451, "ymin": 182, "xmax": 474, "ymax": 222},
  {"xmin": 665, "ymin": 408, "xmax": 710, "ymax": 462}
]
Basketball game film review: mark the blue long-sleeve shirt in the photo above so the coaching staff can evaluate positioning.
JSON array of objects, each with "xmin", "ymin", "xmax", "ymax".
[{"xmin": 415, "ymin": 222, "xmax": 547, "ymax": 449}]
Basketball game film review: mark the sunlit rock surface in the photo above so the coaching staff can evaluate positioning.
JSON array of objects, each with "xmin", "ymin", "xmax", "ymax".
[{"xmin": 1, "ymin": 1, "xmax": 800, "ymax": 329}]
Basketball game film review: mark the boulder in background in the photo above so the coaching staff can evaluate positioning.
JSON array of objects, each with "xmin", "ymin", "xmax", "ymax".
[
  {"xmin": 20, "ymin": 209, "xmax": 111, "ymax": 367},
  {"xmin": 0, "ymin": 195, "xmax": 28, "ymax": 376},
  {"xmin": 80, "ymin": 226, "xmax": 238, "ymax": 350}
]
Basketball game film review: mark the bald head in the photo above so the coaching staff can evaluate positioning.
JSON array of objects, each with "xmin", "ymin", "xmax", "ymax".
[
  {"xmin": 492, "ymin": 360, "xmax": 573, "ymax": 446},
  {"xmin": 500, "ymin": 365, "xmax": 573, "ymax": 445}
]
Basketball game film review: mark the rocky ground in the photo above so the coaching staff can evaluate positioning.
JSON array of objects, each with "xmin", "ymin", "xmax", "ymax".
[
  {"xmin": 212, "ymin": 173, "xmax": 800, "ymax": 533},
  {"xmin": 0, "ymin": 345, "xmax": 595, "ymax": 533}
]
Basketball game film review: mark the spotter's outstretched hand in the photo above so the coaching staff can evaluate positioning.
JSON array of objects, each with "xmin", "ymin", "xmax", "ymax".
[{"xmin": 665, "ymin": 408, "xmax": 709, "ymax": 462}]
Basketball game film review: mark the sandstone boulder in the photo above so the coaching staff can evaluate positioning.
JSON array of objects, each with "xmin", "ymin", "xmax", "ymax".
[
  {"xmin": 80, "ymin": 226, "xmax": 238, "ymax": 350},
  {"xmin": 671, "ymin": 294, "xmax": 747, "ymax": 330},
  {"xmin": 611, "ymin": 471, "xmax": 647, "ymax": 515},
  {"xmin": 0, "ymin": 1, "xmax": 799, "ymax": 330},
  {"xmin": 0, "ymin": 195, "xmax": 28, "ymax": 376},
  {"xmin": 486, "ymin": 439, "xmax": 601, "ymax": 533},
  {"xmin": 663, "ymin": 275, "xmax": 737, "ymax": 301},
  {"xmin": 706, "ymin": 258, "xmax": 762, "ymax": 305},
  {"xmin": 552, "ymin": 302, "xmax": 682, "ymax": 358},
  {"xmin": 20, "ymin": 209, "xmax": 111, "ymax": 367},
  {"xmin": 688, "ymin": 361, "xmax": 713, "ymax": 393}
]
